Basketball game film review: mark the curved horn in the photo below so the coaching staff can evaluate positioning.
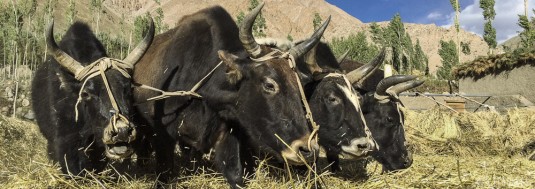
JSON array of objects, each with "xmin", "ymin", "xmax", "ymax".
[
  {"xmin": 337, "ymin": 49, "xmax": 350, "ymax": 64},
  {"xmin": 304, "ymin": 43, "xmax": 323, "ymax": 74},
  {"xmin": 46, "ymin": 20, "xmax": 84, "ymax": 75},
  {"xmin": 123, "ymin": 17, "xmax": 155, "ymax": 65},
  {"xmin": 289, "ymin": 16, "xmax": 331, "ymax": 59},
  {"xmin": 239, "ymin": 2, "xmax": 265, "ymax": 58},
  {"xmin": 375, "ymin": 75, "xmax": 417, "ymax": 98},
  {"xmin": 386, "ymin": 80, "xmax": 424, "ymax": 97},
  {"xmin": 346, "ymin": 48, "xmax": 385, "ymax": 85}
]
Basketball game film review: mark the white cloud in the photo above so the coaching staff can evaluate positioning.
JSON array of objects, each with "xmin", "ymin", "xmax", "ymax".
[
  {"xmin": 441, "ymin": 0, "xmax": 535, "ymax": 43},
  {"xmin": 427, "ymin": 12, "xmax": 444, "ymax": 20}
]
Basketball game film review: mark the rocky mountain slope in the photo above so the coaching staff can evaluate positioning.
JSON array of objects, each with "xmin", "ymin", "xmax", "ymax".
[{"xmin": 42, "ymin": 0, "xmax": 491, "ymax": 75}]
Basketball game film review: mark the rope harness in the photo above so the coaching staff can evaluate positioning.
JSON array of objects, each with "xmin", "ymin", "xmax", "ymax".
[
  {"xmin": 251, "ymin": 50, "xmax": 320, "ymax": 151},
  {"xmin": 73, "ymin": 58, "xmax": 133, "ymax": 134},
  {"xmin": 133, "ymin": 61, "xmax": 225, "ymax": 101},
  {"xmin": 324, "ymin": 73, "xmax": 376, "ymax": 151}
]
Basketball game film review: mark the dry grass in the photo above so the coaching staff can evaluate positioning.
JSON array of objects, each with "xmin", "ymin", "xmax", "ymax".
[{"xmin": 1, "ymin": 108, "xmax": 535, "ymax": 188}]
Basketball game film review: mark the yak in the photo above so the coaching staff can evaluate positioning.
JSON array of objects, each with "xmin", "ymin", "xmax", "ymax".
[
  {"xmin": 32, "ymin": 20, "xmax": 154, "ymax": 175},
  {"xmin": 132, "ymin": 4, "xmax": 327, "ymax": 188}
]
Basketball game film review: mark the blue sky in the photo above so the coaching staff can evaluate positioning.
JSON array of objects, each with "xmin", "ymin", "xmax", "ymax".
[{"xmin": 326, "ymin": 0, "xmax": 535, "ymax": 43}]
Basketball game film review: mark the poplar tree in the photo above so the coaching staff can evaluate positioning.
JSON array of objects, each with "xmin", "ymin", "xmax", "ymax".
[
  {"xmin": 480, "ymin": 0, "xmax": 496, "ymax": 54},
  {"xmin": 449, "ymin": 0, "xmax": 461, "ymax": 65}
]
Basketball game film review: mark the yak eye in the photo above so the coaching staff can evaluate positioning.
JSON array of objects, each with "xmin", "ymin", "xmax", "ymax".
[
  {"xmin": 326, "ymin": 94, "xmax": 340, "ymax": 105},
  {"xmin": 387, "ymin": 116, "xmax": 394, "ymax": 122},
  {"xmin": 81, "ymin": 91, "xmax": 91, "ymax": 100},
  {"xmin": 262, "ymin": 78, "xmax": 279, "ymax": 93}
]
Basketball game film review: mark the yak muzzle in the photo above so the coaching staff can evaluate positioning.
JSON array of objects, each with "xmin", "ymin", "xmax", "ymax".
[
  {"xmin": 341, "ymin": 137, "xmax": 377, "ymax": 159},
  {"xmin": 102, "ymin": 120, "xmax": 136, "ymax": 159},
  {"xmin": 281, "ymin": 134, "xmax": 320, "ymax": 165}
]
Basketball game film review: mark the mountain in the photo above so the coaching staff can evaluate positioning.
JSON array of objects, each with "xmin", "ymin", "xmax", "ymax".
[
  {"xmin": 500, "ymin": 35, "xmax": 522, "ymax": 50},
  {"xmin": 40, "ymin": 0, "xmax": 491, "ymax": 75}
]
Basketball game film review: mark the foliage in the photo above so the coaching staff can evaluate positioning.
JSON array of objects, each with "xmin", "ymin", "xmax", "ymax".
[
  {"xmin": 461, "ymin": 41, "xmax": 471, "ymax": 55},
  {"xmin": 368, "ymin": 15, "xmax": 428, "ymax": 75},
  {"xmin": 437, "ymin": 40, "xmax": 458, "ymax": 80},
  {"xmin": 286, "ymin": 34, "xmax": 293, "ymax": 42},
  {"xmin": 517, "ymin": 10, "xmax": 535, "ymax": 50},
  {"xmin": 312, "ymin": 12, "xmax": 322, "ymax": 30},
  {"xmin": 90, "ymin": 0, "xmax": 103, "ymax": 34},
  {"xmin": 480, "ymin": 0, "xmax": 497, "ymax": 50},
  {"xmin": 133, "ymin": 13, "xmax": 152, "ymax": 43},
  {"xmin": 66, "ymin": 0, "xmax": 77, "ymax": 24},
  {"xmin": 449, "ymin": 0, "xmax": 460, "ymax": 32},
  {"xmin": 328, "ymin": 32, "xmax": 379, "ymax": 63},
  {"xmin": 236, "ymin": 0, "xmax": 267, "ymax": 37},
  {"xmin": 413, "ymin": 40, "xmax": 429, "ymax": 74}
]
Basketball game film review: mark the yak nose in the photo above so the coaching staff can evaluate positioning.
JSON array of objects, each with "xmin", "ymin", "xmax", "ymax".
[
  {"xmin": 111, "ymin": 121, "xmax": 136, "ymax": 143},
  {"xmin": 298, "ymin": 142, "xmax": 319, "ymax": 161},
  {"xmin": 114, "ymin": 127, "xmax": 132, "ymax": 142}
]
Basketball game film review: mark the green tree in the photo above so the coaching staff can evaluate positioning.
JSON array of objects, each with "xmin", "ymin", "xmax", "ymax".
[
  {"xmin": 518, "ymin": 10, "xmax": 535, "ymax": 50},
  {"xmin": 480, "ymin": 0, "xmax": 497, "ymax": 53},
  {"xmin": 437, "ymin": 40, "xmax": 458, "ymax": 80},
  {"xmin": 154, "ymin": 7, "xmax": 169, "ymax": 34},
  {"xmin": 236, "ymin": 0, "xmax": 266, "ymax": 37},
  {"xmin": 461, "ymin": 41, "xmax": 471, "ymax": 55},
  {"xmin": 329, "ymin": 32, "xmax": 379, "ymax": 63},
  {"xmin": 90, "ymin": 0, "xmax": 104, "ymax": 35},
  {"xmin": 133, "ymin": 13, "xmax": 152, "ymax": 43},
  {"xmin": 413, "ymin": 39, "xmax": 429, "ymax": 74},
  {"xmin": 313, "ymin": 12, "xmax": 322, "ymax": 30},
  {"xmin": 449, "ymin": 0, "xmax": 461, "ymax": 65},
  {"xmin": 66, "ymin": 0, "xmax": 77, "ymax": 24}
]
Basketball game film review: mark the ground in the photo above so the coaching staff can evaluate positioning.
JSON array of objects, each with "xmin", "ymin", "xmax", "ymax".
[{"xmin": 1, "ymin": 108, "xmax": 534, "ymax": 188}]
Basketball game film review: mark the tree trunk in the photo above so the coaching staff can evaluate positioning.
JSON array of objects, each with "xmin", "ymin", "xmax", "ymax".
[
  {"xmin": 455, "ymin": 0, "xmax": 461, "ymax": 66},
  {"xmin": 525, "ymin": 0, "xmax": 529, "ymax": 18}
]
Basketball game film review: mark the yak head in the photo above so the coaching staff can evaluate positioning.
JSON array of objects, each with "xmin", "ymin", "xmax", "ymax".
[
  {"xmin": 46, "ymin": 19, "xmax": 154, "ymax": 160},
  {"xmin": 361, "ymin": 75, "xmax": 423, "ymax": 171},
  {"xmin": 306, "ymin": 53, "xmax": 390, "ymax": 160},
  {"xmin": 215, "ymin": 3, "xmax": 337, "ymax": 165}
]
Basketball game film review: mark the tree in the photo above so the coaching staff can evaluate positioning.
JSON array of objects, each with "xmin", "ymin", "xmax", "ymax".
[
  {"xmin": 413, "ymin": 40, "xmax": 429, "ymax": 74},
  {"xmin": 66, "ymin": 0, "xmax": 77, "ymax": 24},
  {"xmin": 153, "ymin": 0, "xmax": 169, "ymax": 34},
  {"xmin": 329, "ymin": 32, "xmax": 379, "ymax": 63},
  {"xmin": 437, "ymin": 40, "xmax": 458, "ymax": 80},
  {"xmin": 368, "ymin": 15, "xmax": 428, "ymax": 75},
  {"xmin": 90, "ymin": 0, "xmax": 103, "ymax": 35},
  {"xmin": 133, "ymin": 13, "xmax": 151, "ymax": 42},
  {"xmin": 313, "ymin": 12, "xmax": 322, "ymax": 30},
  {"xmin": 480, "ymin": 0, "xmax": 497, "ymax": 54},
  {"xmin": 386, "ymin": 14, "xmax": 409, "ymax": 74},
  {"xmin": 236, "ymin": 0, "xmax": 266, "ymax": 37},
  {"xmin": 449, "ymin": 0, "xmax": 461, "ymax": 65}
]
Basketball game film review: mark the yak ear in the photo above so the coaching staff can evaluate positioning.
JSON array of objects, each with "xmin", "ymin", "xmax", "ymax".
[{"xmin": 218, "ymin": 50, "xmax": 243, "ymax": 85}]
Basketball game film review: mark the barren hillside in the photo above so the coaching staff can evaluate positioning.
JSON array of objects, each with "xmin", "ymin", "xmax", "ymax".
[{"xmin": 39, "ymin": 0, "xmax": 490, "ymax": 75}]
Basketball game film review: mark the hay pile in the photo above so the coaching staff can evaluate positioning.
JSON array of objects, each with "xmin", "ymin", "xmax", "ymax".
[
  {"xmin": 405, "ymin": 108, "xmax": 535, "ymax": 157},
  {"xmin": 1, "ymin": 109, "xmax": 535, "ymax": 188}
]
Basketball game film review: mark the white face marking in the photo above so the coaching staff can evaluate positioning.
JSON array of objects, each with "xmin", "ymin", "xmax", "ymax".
[{"xmin": 336, "ymin": 83, "xmax": 360, "ymax": 114}]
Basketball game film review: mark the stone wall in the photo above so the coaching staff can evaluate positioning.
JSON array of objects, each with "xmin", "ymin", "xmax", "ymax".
[{"xmin": 459, "ymin": 64, "xmax": 535, "ymax": 105}]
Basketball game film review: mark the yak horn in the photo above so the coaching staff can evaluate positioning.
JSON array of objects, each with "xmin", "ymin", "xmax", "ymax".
[
  {"xmin": 123, "ymin": 17, "xmax": 155, "ymax": 66},
  {"xmin": 289, "ymin": 16, "xmax": 331, "ymax": 59},
  {"xmin": 386, "ymin": 80, "xmax": 424, "ymax": 97},
  {"xmin": 337, "ymin": 49, "xmax": 350, "ymax": 64},
  {"xmin": 375, "ymin": 75, "xmax": 417, "ymax": 99},
  {"xmin": 303, "ymin": 43, "xmax": 324, "ymax": 74},
  {"xmin": 239, "ymin": 2, "xmax": 265, "ymax": 58},
  {"xmin": 46, "ymin": 19, "xmax": 84, "ymax": 75},
  {"xmin": 346, "ymin": 48, "xmax": 385, "ymax": 86}
]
